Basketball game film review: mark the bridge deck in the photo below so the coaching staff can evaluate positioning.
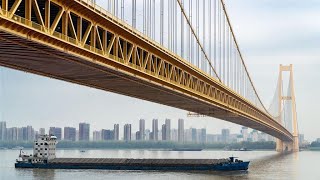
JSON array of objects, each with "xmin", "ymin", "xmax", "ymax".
[{"xmin": 0, "ymin": 31, "xmax": 291, "ymax": 142}]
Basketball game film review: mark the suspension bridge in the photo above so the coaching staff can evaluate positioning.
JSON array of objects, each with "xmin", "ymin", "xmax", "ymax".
[{"xmin": 0, "ymin": 0, "xmax": 298, "ymax": 152}]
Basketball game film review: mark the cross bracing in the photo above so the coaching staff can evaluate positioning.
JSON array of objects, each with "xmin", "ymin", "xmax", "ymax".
[{"xmin": 0, "ymin": 0, "xmax": 296, "ymax": 145}]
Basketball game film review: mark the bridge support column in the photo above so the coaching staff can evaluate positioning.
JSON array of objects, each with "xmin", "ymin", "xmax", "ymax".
[
  {"xmin": 276, "ymin": 65, "xmax": 299, "ymax": 153},
  {"xmin": 276, "ymin": 137, "xmax": 299, "ymax": 152}
]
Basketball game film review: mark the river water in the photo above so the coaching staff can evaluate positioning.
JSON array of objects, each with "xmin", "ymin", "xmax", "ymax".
[{"xmin": 0, "ymin": 149, "xmax": 319, "ymax": 180}]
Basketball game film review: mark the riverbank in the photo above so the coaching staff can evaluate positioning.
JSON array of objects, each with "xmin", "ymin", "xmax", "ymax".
[{"xmin": 0, "ymin": 141, "xmax": 276, "ymax": 150}]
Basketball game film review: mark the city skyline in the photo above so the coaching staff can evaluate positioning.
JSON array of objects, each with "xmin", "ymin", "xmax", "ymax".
[
  {"xmin": 0, "ymin": 0, "xmax": 319, "ymax": 142},
  {"xmin": 2, "ymin": 120, "xmax": 302, "ymax": 145}
]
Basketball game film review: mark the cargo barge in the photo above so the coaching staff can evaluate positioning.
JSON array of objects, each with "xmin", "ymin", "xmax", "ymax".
[{"xmin": 15, "ymin": 135, "xmax": 249, "ymax": 171}]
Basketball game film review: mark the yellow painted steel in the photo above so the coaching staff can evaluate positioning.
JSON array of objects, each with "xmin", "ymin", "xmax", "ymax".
[{"xmin": 0, "ymin": 0, "xmax": 293, "ymax": 142}]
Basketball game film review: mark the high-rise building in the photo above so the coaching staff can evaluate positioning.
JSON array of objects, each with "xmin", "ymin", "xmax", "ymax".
[
  {"xmin": 184, "ymin": 129, "xmax": 192, "ymax": 142},
  {"xmin": 26, "ymin": 126, "xmax": 35, "ymax": 141},
  {"xmin": 101, "ymin": 129, "xmax": 114, "ymax": 140},
  {"xmin": 191, "ymin": 128, "xmax": 197, "ymax": 142},
  {"xmin": 49, "ymin": 127, "xmax": 61, "ymax": 140},
  {"xmin": 34, "ymin": 131, "xmax": 39, "ymax": 140},
  {"xmin": 93, "ymin": 130, "xmax": 102, "ymax": 141},
  {"xmin": 171, "ymin": 129, "xmax": 178, "ymax": 142},
  {"xmin": 135, "ymin": 131, "xmax": 140, "ymax": 140},
  {"xmin": 0, "ymin": 121, "xmax": 7, "ymax": 141},
  {"xmin": 22, "ymin": 127, "xmax": 28, "ymax": 141},
  {"xmin": 200, "ymin": 128, "xmax": 206, "ymax": 143},
  {"xmin": 145, "ymin": 129, "xmax": 151, "ymax": 141},
  {"xmin": 17, "ymin": 127, "xmax": 24, "ymax": 141},
  {"xmin": 178, "ymin": 119, "xmax": 184, "ymax": 143},
  {"xmin": 206, "ymin": 134, "xmax": 221, "ymax": 143},
  {"xmin": 221, "ymin": 129, "xmax": 230, "ymax": 143},
  {"xmin": 76, "ymin": 130, "xmax": 79, "ymax": 141},
  {"xmin": 64, "ymin": 127, "xmax": 76, "ymax": 141},
  {"xmin": 299, "ymin": 134, "xmax": 305, "ymax": 145},
  {"xmin": 79, "ymin": 123, "xmax": 90, "ymax": 141},
  {"xmin": 6, "ymin": 127, "xmax": 18, "ymax": 141},
  {"xmin": 151, "ymin": 119, "xmax": 158, "ymax": 141},
  {"xmin": 165, "ymin": 119, "xmax": 171, "ymax": 141},
  {"xmin": 161, "ymin": 124, "xmax": 166, "ymax": 141},
  {"xmin": 39, "ymin": 128, "xmax": 45, "ymax": 135},
  {"xmin": 123, "ymin": 124, "xmax": 131, "ymax": 141},
  {"xmin": 114, "ymin": 124, "xmax": 119, "ymax": 141},
  {"xmin": 139, "ymin": 119, "xmax": 145, "ymax": 140},
  {"xmin": 251, "ymin": 130, "xmax": 259, "ymax": 142},
  {"xmin": 241, "ymin": 127, "xmax": 248, "ymax": 141}
]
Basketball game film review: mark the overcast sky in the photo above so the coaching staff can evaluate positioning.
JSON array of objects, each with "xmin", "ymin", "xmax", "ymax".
[{"xmin": 0, "ymin": 0, "xmax": 319, "ymax": 141}]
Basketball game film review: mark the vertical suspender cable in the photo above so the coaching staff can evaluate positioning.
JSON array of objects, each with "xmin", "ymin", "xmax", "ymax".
[
  {"xmin": 181, "ymin": 0, "xmax": 184, "ymax": 58},
  {"xmin": 175, "ymin": 1, "xmax": 178, "ymax": 54},
  {"xmin": 214, "ymin": 0, "xmax": 217, "ymax": 75},
  {"xmin": 196, "ymin": 0, "xmax": 199, "ymax": 67},
  {"xmin": 190, "ymin": 0, "xmax": 193, "ymax": 65},
  {"xmin": 143, "ymin": 0, "xmax": 146, "ymax": 34},
  {"xmin": 223, "ymin": 11, "xmax": 226, "ymax": 84},
  {"xmin": 203, "ymin": 0, "xmax": 206, "ymax": 72},
  {"xmin": 132, "ymin": 0, "xmax": 136, "ymax": 28},
  {"xmin": 209, "ymin": 0, "xmax": 212, "ymax": 76},
  {"xmin": 168, "ymin": 0, "xmax": 172, "ymax": 50},
  {"xmin": 160, "ymin": 0, "xmax": 164, "ymax": 45},
  {"xmin": 121, "ymin": 0, "xmax": 124, "ymax": 20},
  {"xmin": 153, "ymin": 0, "xmax": 155, "ymax": 39},
  {"xmin": 218, "ymin": 2, "xmax": 221, "ymax": 79}
]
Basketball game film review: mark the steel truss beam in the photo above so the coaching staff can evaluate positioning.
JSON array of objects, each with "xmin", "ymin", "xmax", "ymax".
[{"xmin": 0, "ymin": 0, "xmax": 293, "ymax": 142}]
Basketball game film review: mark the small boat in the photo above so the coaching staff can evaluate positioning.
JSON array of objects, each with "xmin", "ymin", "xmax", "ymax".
[
  {"xmin": 80, "ymin": 150, "xmax": 86, "ymax": 153},
  {"xmin": 234, "ymin": 148, "xmax": 252, "ymax": 151}
]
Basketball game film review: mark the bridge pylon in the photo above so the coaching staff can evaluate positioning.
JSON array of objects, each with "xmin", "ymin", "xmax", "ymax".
[{"xmin": 276, "ymin": 64, "xmax": 299, "ymax": 152}]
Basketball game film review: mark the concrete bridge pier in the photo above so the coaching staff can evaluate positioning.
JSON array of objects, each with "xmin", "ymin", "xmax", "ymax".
[{"xmin": 276, "ymin": 137, "xmax": 299, "ymax": 152}]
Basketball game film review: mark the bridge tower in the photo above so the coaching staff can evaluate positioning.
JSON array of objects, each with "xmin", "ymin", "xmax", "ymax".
[{"xmin": 276, "ymin": 65, "xmax": 299, "ymax": 152}]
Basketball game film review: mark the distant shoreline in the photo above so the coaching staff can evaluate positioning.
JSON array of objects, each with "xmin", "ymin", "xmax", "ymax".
[{"xmin": 0, "ymin": 141, "xmax": 277, "ymax": 150}]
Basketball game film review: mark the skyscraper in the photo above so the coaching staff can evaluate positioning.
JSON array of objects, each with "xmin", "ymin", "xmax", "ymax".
[
  {"xmin": 64, "ymin": 127, "xmax": 76, "ymax": 141},
  {"xmin": 0, "ymin": 121, "xmax": 7, "ymax": 141},
  {"xmin": 241, "ymin": 127, "xmax": 248, "ymax": 141},
  {"xmin": 191, "ymin": 128, "xmax": 197, "ymax": 142},
  {"xmin": 135, "ymin": 131, "xmax": 140, "ymax": 140},
  {"xmin": 101, "ymin": 129, "xmax": 114, "ymax": 140},
  {"xmin": 39, "ymin": 128, "xmax": 45, "ymax": 135},
  {"xmin": 6, "ymin": 127, "xmax": 18, "ymax": 141},
  {"xmin": 221, "ymin": 129, "xmax": 230, "ymax": 143},
  {"xmin": 123, "ymin": 124, "xmax": 131, "ymax": 141},
  {"xmin": 178, "ymin": 119, "xmax": 184, "ymax": 143},
  {"xmin": 79, "ymin": 123, "xmax": 90, "ymax": 141},
  {"xmin": 161, "ymin": 124, "xmax": 166, "ymax": 141},
  {"xmin": 139, "ymin": 119, "xmax": 145, "ymax": 140},
  {"xmin": 151, "ymin": 119, "xmax": 158, "ymax": 141},
  {"xmin": 165, "ymin": 119, "xmax": 171, "ymax": 141},
  {"xmin": 200, "ymin": 128, "xmax": 206, "ymax": 143},
  {"xmin": 93, "ymin": 130, "xmax": 102, "ymax": 141},
  {"xmin": 171, "ymin": 129, "xmax": 178, "ymax": 142},
  {"xmin": 27, "ymin": 126, "xmax": 35, "ymax": 141},
  {"xmin": 49, "ymin": 127, "xmax": 62, "ymax": 140},
  {"xmin": 114, "ymin": 124, "xmax": 119, "ymax": 141}
]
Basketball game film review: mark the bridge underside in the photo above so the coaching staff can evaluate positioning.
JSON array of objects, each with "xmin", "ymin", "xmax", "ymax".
[{"xmin": 0, "ymin": 31, "xmax": 291, "ymax": 141}]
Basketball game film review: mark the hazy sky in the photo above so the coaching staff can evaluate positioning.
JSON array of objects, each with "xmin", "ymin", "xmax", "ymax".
[{"xmin": 0, "ymin": 0, "xmax": 319, "ymax": 141}]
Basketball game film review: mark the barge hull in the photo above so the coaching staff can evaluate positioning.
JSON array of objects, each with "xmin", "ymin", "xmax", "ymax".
[{"xmin": 15, "ymin": 158, "xmax": 249, "ymax": 171}]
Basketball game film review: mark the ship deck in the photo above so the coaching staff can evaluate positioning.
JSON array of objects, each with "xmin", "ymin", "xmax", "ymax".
[{"xmin": 49, "ymin": 158, "xmax": 229, "ymax": 166}]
